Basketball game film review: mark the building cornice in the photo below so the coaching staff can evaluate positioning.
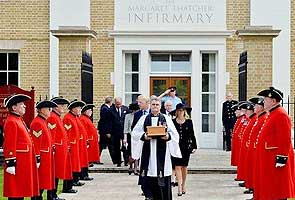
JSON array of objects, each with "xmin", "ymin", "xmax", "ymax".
[
  {"xmin": 109, "ymin": 30, "xmax": 234, "ymax": 37},
  {"xmin": 51, "ymin": 26, "xmax": 97, "ymax": 39},
  {"xmin": 236, "ymin": 26, "xmax": 281, "ymax": 38}
]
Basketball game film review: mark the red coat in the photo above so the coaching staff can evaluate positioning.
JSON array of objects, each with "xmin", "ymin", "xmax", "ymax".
[
  {"xmin": 245, "ymin": 111, "xmax": 267, "ymax": 190},
  {"xmin": 47, "ymin": 111, "xmax": 72, "ymax": 180},
  {"xmin": 76, "ymin": 117, "xmax": 89, "ymax": 168},
  {"xmin": 63, "ymin": 112, "xmax": 81, "ymax": 172},
  {"xmin": 256, "ymin": 106, "xmax": 295, "ymax": 200},
  {"xmin": 80, "ymin": 114, "xmax": 100, "ymax": 162},
  {"xmin": 231, "ymin": 115, "xmax": 247, "ymax": 166},
  {"xmin": 237, "ymin": 114, "xmax": 257, "ymax": 181},
  {"xmin": 3, "ymin": 113, "xmax": 39, "ymax": 197},
  {"xmin": 30, "ymin": 115, "xmax": 55, "ymax": 190}
]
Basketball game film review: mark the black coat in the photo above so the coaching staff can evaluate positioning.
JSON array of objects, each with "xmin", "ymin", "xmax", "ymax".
[
  {"xmin": 172, "ymin": 119, "xmax": 197, "ymax": 166},
  {"xmin": 110, "ymin": 104, "xmax": 129, "ymax": 138},
  {"xmin": 222, "ymin": 100, "xmax": 238, "ymax": 128},
  {"xmin": 131, "ymin": 109, "xmax": 150, "ymax": 130},
  {"xmin": 98, "ymin": 104, "xmax": 112, "ymax": 135}
]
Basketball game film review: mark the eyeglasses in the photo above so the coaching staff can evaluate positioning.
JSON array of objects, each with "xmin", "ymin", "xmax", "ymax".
[{"xmin": 151, "ymin": 103, "xmax": 160, "ymax": 106}]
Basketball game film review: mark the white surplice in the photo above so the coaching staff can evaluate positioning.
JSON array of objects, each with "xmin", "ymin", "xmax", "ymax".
[{"xmin": 131, "ymin": 114, "xmax": 182, "ymax": 177}]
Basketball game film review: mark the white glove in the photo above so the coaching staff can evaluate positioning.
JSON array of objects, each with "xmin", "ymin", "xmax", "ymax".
[
  {"xmin": 275, "ymin": 163, "xmax": 285, "ymax": 168},
  {"xmin": 6, "ymin": 166, "xmax": 16, "ymax": 175},
  {"xmin": 37, "ymin": 162, "xmax": 40, "ymax": 168}
]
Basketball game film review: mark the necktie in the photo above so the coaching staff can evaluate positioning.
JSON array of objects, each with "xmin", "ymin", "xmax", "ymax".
[
  {"xmin": 117, "ymin": 108, "xmax": 121, "ymax": 117},
  {"xmin": 143, "ymin": 110, "xmax": 146, "ymax": 115}
]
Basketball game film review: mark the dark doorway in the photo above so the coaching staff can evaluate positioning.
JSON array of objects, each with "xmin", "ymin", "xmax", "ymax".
[
  {"xmin": 81, "ymin": 51, "xmax": 93, "ymax": 104},
  {"xmin": 238, "ymin": 51, "xmax": 247, "ymax": 101}
]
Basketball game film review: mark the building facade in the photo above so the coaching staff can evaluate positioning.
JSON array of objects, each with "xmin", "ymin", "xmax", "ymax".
[
  {"xmin": 0, "ymin": 0, "xmax": 50, "ymax": 99},
  {"xmin": 1, "ymin": 0, "xmax": 293, "ymax": 148}
]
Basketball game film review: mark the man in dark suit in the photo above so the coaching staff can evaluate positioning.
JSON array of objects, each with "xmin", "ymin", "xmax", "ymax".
[
  {"xmin": 161, "ymin": 100, "xmax": 173, "ymax": 116},
  {"xmin": 110, "ymin": 97, "xmax": 129, "ymax": 167},
  {"xmin": 131, "ymin": 95, "xmax": 150, "ymax": 130},
  {"xmin": 98, "ymin": 96, "xmax": 113, "ymax": 164},
  {"xmin": 222, "ymin": 92, "xmax": 238, "ymax": 151}
]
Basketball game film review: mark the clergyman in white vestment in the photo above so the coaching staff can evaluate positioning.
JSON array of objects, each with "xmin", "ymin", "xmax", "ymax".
[{"xmin": 132, "ymin": 97, "xmax": 181, "ymax": 200}]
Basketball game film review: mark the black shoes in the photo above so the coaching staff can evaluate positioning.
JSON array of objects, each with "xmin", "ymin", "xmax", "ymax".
[
  {"xmin": 171, "ymin": 182, "xmax": 179, "ymax": 187},
  {"xmin": 238, "ymin": 182, "xmax": 245, "ymax": 187},
  {"xmin": 62, "ymin": 189, "xmax": 78, "ymax": 193},
  {"xmin": 93, "ymin": 161, "xmax": 104, "ymax": 165},
  {"xmin": 53, "ymin": 197, "xmax": 66, "ymax": 200},
  {"xmin": 72, "ymin": 181, "xmax": 85, "ymax": 186},
  {"xmin": 244, "ymin": 189, "xmax": 253, "ymax": 194},
  {"xmin": 80, "ymin": 176, "xmax": 94, "ymax": 181}
]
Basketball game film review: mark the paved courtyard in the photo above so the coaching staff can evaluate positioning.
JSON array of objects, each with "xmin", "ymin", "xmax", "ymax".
[
  {"xmin": 59, "ymin": 149, "xmax": 252, "ymax": 200},
  {"xmin": 59, "ymin": 173, "xmax": 251, "ymax": 200}
]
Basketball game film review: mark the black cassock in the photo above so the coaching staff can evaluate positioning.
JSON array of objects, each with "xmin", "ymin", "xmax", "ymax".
[{"xmin": 132, "ymin": 113, "xmax": 181, "ymax": 200}]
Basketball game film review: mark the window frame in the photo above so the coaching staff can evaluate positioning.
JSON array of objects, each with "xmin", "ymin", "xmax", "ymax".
[
  {"xmin": 201, "ymin": 52, "xmax": 217, "ymax": 133},
  {"xmin": 0, "ymin": 51, "xmax": 20, "ymax": 86},
  {"xmin": 124, "ymin": 52, "xmax": 141, "ymax": 103},
  {"xmin": 150, "ymin": 52, "xmax": 191, "ymax": 74}
]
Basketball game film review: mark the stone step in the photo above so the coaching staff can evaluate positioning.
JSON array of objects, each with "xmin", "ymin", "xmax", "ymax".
[{"xmin": 89, "ymin": 167, "xmax": 236, "ymax": 174}]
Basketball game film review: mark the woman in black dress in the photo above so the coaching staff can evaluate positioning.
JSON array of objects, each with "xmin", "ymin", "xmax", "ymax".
[{"xmin": 171, "ymin": 103, "xmax": 197, "ymax": 196}]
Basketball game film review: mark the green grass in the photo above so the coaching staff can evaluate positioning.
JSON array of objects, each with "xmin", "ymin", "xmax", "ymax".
[
  {"xmin": 0, "ymin": 167, "xmax": 63, "ymax": 200},
  {"xmin": 0, "ymin": 167, "xmax": 3, "ymax": 200}
]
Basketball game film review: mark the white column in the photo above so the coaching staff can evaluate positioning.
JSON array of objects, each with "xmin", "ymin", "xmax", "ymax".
[
  {"xmin": 140, "ymin": 49, "xmax": 150, "ymax": 96},
  {"xmin": 216, "ymin": 44, "xmax": 227, "ymax": 149},
  {"xmin": 191, "ymin": 48, "xmax": 201, "ymax": 148},
  {"xmin": 114, "ymin": 44, "xmax": 124, "ymax": 98}
]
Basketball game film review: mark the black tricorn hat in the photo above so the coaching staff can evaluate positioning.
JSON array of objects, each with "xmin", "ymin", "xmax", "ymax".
[
  {"xmin": 231, "ymin": 103, "xmax": 239, "ymax": 110},
  {"xmin": 36, "ymin": 100, "xmax": 58, "ymax": 109},
  {"xmin": 129, "ymin": 102, "xmax": 139, "ymax": 111},
  {"xmin": 67, "ymin": 99, "xmax": 86, "ymax": 110},
  {"xmin": 81, "ymin": 104, "xmax": 95, "ymax": 113},
  {"xmin": 257, "ymin": 87, "xmax": 283, "ymax": 101},
  {"xmin": 236, "ymin": 101, "xmax": 248, "ymax": 110},
  {"xmin": 50, "ymin": 96, "xmax": 70, "ymax": 105},
  {"xmin": 239, "ymin": 102, "xmax": 254, "ymax": 110},
  {"xmin": 249, "ymin": 97, "xmax": 264, "ymax": 106},
  {"xmin": 170, "ymin": 103, "xmax": 192, "ymax": 116},
  {"xmin": 4, "ymin": 94, "xmax": 31, "ymax": 108}
]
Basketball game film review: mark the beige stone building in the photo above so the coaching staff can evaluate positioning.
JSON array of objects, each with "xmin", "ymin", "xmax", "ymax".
[
  {"xmin": 0, "ymin": 0, "xmax": 50, "ymax": 99},
  {"xmin": 0, "ymin": 0, "xmax": 293, "ymax": 148}
]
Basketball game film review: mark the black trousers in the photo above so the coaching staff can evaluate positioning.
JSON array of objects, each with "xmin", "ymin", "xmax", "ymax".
[
  {"xmin": 63, "ymin": 179, "xmax": 73, "ymax": 191},
  {"xmin": 31, "ymin": 189, "xmax": 54, "ymax": 200},
  {"xmin": 142, "ymin": 176, "xmax": 172, "ymax": 200},
  {"xmin": 224, "ymin": 121, "xmax": 235, "ymax": 151},
  {"xmin": 73, "ymin": 172, "xmax": 80, "ymax": 183},
  {"xmin": 100, "ymin": 135, "xmax": 115, "ymax": 163},
  {"xmin": 80, "ymin": 167, "xmax": 89, "ymax": 178},
  {"xmin": 52, "ymin": 178, "xmax": 59, "ymax": 198},
  {"xmin": 111, "ymin": 135, "xmax": 122, "ymax": 165}
]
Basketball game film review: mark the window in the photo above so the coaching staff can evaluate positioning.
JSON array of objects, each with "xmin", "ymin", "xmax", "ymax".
[
  {"xmin": 125, "ymin": 53, "xmax": 140, "ymax": 103},
  {"xmin": 201, "ymin": 53, "xmax": 216, "ymax": 133},
  {"xmin": 0, "ymin": 52, "xmax": 19, "ymax": 86},
  {"xmin": 151, "ymin": 53, "xmax": 191, "ymax": 73}
]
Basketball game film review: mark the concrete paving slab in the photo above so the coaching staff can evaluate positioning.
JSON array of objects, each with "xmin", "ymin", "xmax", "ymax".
[
  {"xmin": 59, "ymin": 173, "xmax": 251, "ymax": 200},
  {"xmin": 90, "ymin": 149, "xmax": 237, "ymax": 173}
]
